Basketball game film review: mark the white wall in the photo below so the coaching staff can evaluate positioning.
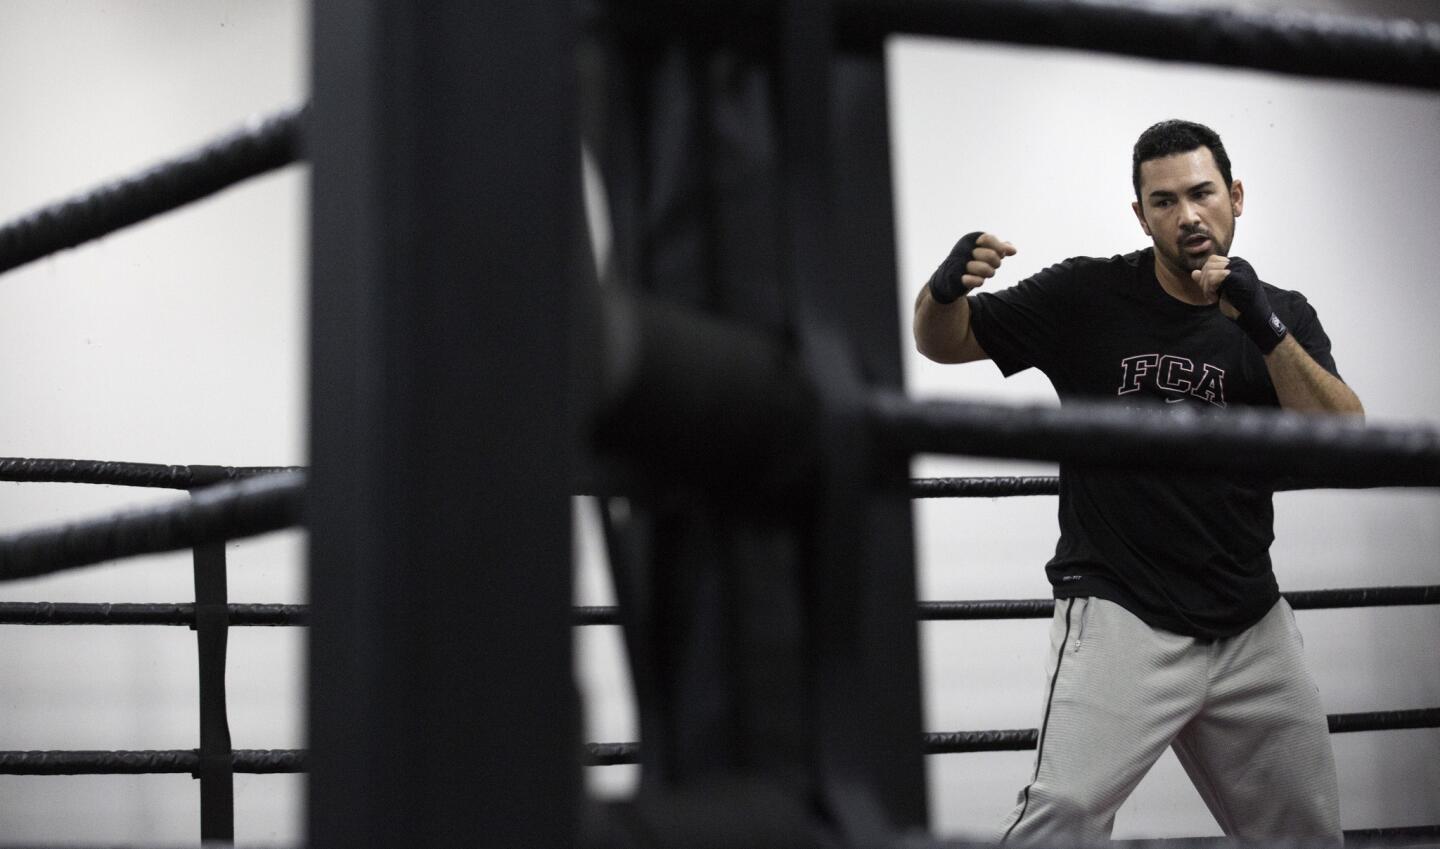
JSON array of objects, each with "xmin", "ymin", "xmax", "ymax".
[
  {"xmin": 0, "ymin": 0, "xmax": 1435, "ymax": 845},
  {"xmin": 0, "ymin": 2, "xmax": 308, "ymax": 844}
]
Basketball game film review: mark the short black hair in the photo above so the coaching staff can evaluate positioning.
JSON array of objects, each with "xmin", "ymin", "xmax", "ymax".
[{"xmin": 1132, "ymin": 120, "xmax": 1233, "ymax": 200}]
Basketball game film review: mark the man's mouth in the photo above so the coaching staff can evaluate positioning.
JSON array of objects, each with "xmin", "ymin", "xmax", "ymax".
[{"xmin": 1182, "ymin": 233, "xmax": 1212, "ymax": 254}]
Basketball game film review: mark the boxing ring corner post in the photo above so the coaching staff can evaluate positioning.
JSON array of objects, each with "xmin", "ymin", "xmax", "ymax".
[{"xmin": 308, "ymin": 2, "xmax": 582, "ymax": 849}]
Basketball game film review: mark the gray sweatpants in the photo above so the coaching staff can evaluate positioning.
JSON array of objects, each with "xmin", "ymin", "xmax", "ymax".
[{"xmin": 996, "ymin": 597, "xmax": 1341, "ymax": 843}]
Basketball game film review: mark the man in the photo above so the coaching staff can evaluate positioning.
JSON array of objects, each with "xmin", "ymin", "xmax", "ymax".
[{"xmin": 912, "ymin": 120, "xmax": 1363, "ymax": 842}]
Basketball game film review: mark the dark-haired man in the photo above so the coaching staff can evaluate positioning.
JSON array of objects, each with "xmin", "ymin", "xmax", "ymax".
[{"xmin": 913, "ymin": 120, "xmax": 1361, "ymax": 842}]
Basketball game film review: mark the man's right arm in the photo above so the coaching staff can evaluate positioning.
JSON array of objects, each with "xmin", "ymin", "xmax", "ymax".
[{"xmin": 912, "ymin": 231, "xmax": 1016, "ymax": 364}]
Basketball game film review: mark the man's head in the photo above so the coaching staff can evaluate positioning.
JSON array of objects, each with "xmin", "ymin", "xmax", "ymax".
[
  {"xmin": 1130, "ymin": 119, "xmax": 1244, "ymax": 280},
  {"xmin": 1132, "ymin": 120, "xmax": 1233, "ymax": 201}
]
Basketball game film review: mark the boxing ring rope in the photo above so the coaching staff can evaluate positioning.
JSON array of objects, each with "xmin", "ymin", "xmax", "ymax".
[
  {"xmin": 0, "ymin": 458, "xmax": 302, "ymax": 489},
  {"xmin": 0, "ymin": 105, "xmax": 305, "ymax": 276},
  {"xmin": 909, "ymin": 476, "xmax": 1440, "ymax": 498},
  {"xmin": 0, "ymin": 471, "xmax": 305, "ymax": 580},
  {"xmin": 0, "ymin": 463, "xmax": 1432, "ymax": 758},
  {"xmin": 620, "ymin": 0, "xmax": 1440, "ymax": 91},
  {"xmin": 0, "ymin": 602, "xmax": 308, "ymax": 626},
  {"xmin": 831, "ymin": 0, "xmax": 1440, "ymax": 89},
  {"xmin": 0, "ymin": 461, "xmax": 305, "ymax": 842},
  {"xmin": 0, "ymin": 750, "xmax": 305, "ymax": 776},
  {"xmin": 870, "ymin": 392, "xmax": 1440, "ymax": 487},
  {"xmin": 583, "ymin": 707, "xmax": 1440, "ymax": 764},
  {"xmin": 574, "ymin": 584, "xmax": 1440, "ymax": 626}
]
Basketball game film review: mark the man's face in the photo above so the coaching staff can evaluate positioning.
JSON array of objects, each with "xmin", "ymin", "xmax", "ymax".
[{"xmin": 1131, "ymin": 147, "xmax": 1244, "ymax": 280}]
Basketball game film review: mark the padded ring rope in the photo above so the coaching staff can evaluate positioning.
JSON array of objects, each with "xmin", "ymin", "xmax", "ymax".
[
  {"xmin": 584, "ymin": 708, "xmax": 1440, "ymax": 766},
  {"xmin": 921, "ymin": 586, "xmax": 1440, "ymax": 621},
  {"xmin": 1109, "ymin": 826, "xmax": 1440, "ymax": 846},
  {"xmin": 901, "ymin": 823, "xmax": 1440, "ymax": 846},
  {"xmin": 0, "ymin": 471, "xmax": 304, "ymax": 580},
  {"xmin": 17, "ymin": 587, "xmax": 1419, "ymax": 628},
  {"xmin": 870, "ymin": 392, "xmax": 1440, "ymax": 488},
  {"xmin": 575, "ymin": 585, "xmax": 1440, "ymax": 625},
  {"xmin": 909, "ymin": 475, "xmax": 1427, "ymax": 498},
  {"xmin": 0, "ymin": 104, "xmax": 306, "ymax": 276},
  {"xmin": 0, "ymin": 458, "xmax": 303, "ymax": 490},
  {"xmin": 0, "ymin": 749, "xmax": 304, "ymax": 776},
  {"xmin": 609, "ymin": 0, "xmax": 1440, "ymax": 90},
  {"xmin": 910, "ymin": 476, "xmax": 1060, "ymax": 498},
  {"xmin": 830, "ymin": 0, "xmax": 1440, "ymax": 91},
  {"xmin": 0, "ymin": 602, "xmax": 307, "ymax": 627}
]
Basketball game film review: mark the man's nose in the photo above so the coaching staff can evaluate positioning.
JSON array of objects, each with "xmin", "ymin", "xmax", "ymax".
[{"xmin": 1177, "ymin": 198, "xmax": 1202, "ymax": 227}]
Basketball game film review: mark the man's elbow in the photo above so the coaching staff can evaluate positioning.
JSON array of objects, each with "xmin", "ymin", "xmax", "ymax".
[{"xmin": 914, "ymin": 329, "xmax": 963, "ymax": 364}]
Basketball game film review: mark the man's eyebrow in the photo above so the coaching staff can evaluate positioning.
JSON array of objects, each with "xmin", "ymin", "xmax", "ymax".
[{"xmin": 1147, "ymin": 181, "xmax": 1217, "ymax": 201}]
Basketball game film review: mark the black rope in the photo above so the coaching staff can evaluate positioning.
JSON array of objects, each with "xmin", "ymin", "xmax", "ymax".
[
  {"xmin": 3, "ymin": 586, "xmax": 1427, "ymax": 628},
  {"xmin": 583, "ymin": 708, "xmax": 1440, "ymax": 765},
  {"xmin": 831, "ymin": 0, "xmax": 1440, "ymax": 91},
  {"xmin": 910, "ymin": 477, "xmax": 1059, "ymax": 498},
  {"xmin": 903, "ymin": 823, "xmax": 1440, "ymax": 847},
  {"xmin": 0, "ymin": 471, "xmax": 304, "ymax": 581},
  {"xmin": 1285, "ymin": 585, "xmax": 1440, "ymax": 611},
  {"xmin": 584, "ymin": 742, "xmax": 640, "ymax": 767},
  {"xmin": 573, "ymin": 605, "xmax": 620, "ymax": 627},
  {"xmin": 923, "ymin": 728, "xmax": 1037, "ymax": 754},
  {"xmin": 1, "ymin": 712, "xmax": 1430, "ymax": 773},
  {"xmin": 602, "ymin": 1, "xmax": 1440, "ymax": 91},
  {"xmin": 871, "ymin": 393, "xmax": 1440, "ymax": 489},
  {"xmin": 0, "ymin": 458, "xmax": 303, "ymax": 490},
  {"xmin": 922, "ymin": 587, "xmax": 1440, "ymax": 621},
  {"xmin": 0, "ymin": 748, "xmax": 305, "ymax": 775},
  {"xmin": 0, "ymin": 602, "xmax": 307, "ymax": 626},
  {"xmin": 0, "ymin": 105, "xmax": 306, "ymax": 276},
  {"xmin": 920, "ymin": 599, "xmax": 1054, "ymax": 621},
  {"xmin": 1344, "ymin": 825, "xmax": 1440, "ymax": 841},
  {"xmin": 576, "ymin": 585, "xmax": 1440, "ymax": 626},
  {"xmin": 909, "ymin": 475, "xmax": 1437, "ymax": 498},
  {"xmin": 1327, "ymin": 708, "xmax": 1440, "ymax": 734},
  {"xmin": 1107, "ymin": 825, "xmax": 1440, "ymax": 847}
]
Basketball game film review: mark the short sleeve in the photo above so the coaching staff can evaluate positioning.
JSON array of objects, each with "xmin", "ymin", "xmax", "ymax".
[
  {"xmin": 968, "ymin": 260, "xmax": 1078, "ymax": 377},
  {"xmin": 1276, "ymin": 290, "xmax": 1341, "ymax": 380}
]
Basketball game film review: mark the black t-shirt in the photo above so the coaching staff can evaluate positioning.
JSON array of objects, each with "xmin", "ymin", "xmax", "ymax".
[{"xmin": 967, "ymin": 248, "xmax": 1341, "ymax": 639}]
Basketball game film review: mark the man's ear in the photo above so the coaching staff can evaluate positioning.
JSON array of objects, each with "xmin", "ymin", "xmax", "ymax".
[
  {"xmin": 1230, "ymin": 178, "xmax": 1245, "ymax": 218},
  {"xmin": 1131, "ymin": 200, "xmax": 1152, "ymax": 236}
]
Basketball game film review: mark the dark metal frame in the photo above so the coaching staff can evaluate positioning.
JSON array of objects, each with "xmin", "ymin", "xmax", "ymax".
[{"xmin": 309, "ymin": 3, "xmax": 581, "ymax": 848}]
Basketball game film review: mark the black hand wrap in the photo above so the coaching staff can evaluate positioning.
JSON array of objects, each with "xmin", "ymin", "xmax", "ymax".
[
  {"xmin": 1218, "ymin": 256, "xmax": 1288, "ymax": 354},
  {"xmin": 928, "ymin": 231, "xmax": 985, "ymax": 304}
]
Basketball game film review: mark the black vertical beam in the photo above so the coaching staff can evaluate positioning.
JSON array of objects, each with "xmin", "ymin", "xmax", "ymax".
[
  {"xmin": 309, "ymin": 3, "xmax": 579, "ymax": 849},
  {"xmin": 775, "ymin": 0, "xmax": 928, "ymax": 829},
  {"xmin": 190, "ymin": 466, "xmax": 235, "ymax": 842},
  {"xmin": 812, "ymin": 45, "xmax": 930, "ymax": 829}
]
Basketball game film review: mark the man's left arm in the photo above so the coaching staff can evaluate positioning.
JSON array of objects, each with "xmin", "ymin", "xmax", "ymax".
[
  {"xmin": 1195, "ymin": 256, "xmax": 1365, "ymax": 416},
  {"xmin": 1261, "ymin": 334, "xmax": 1364, "ymax": 415}
]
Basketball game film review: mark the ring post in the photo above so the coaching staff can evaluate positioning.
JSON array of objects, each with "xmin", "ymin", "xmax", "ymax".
[
  {"xmin": 188, "ymin": 466, "xmax": 235, "ymax": 843},
  {"xmin": 309, "ymin": 2, "xmax": 581, "ymax": 848}
]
